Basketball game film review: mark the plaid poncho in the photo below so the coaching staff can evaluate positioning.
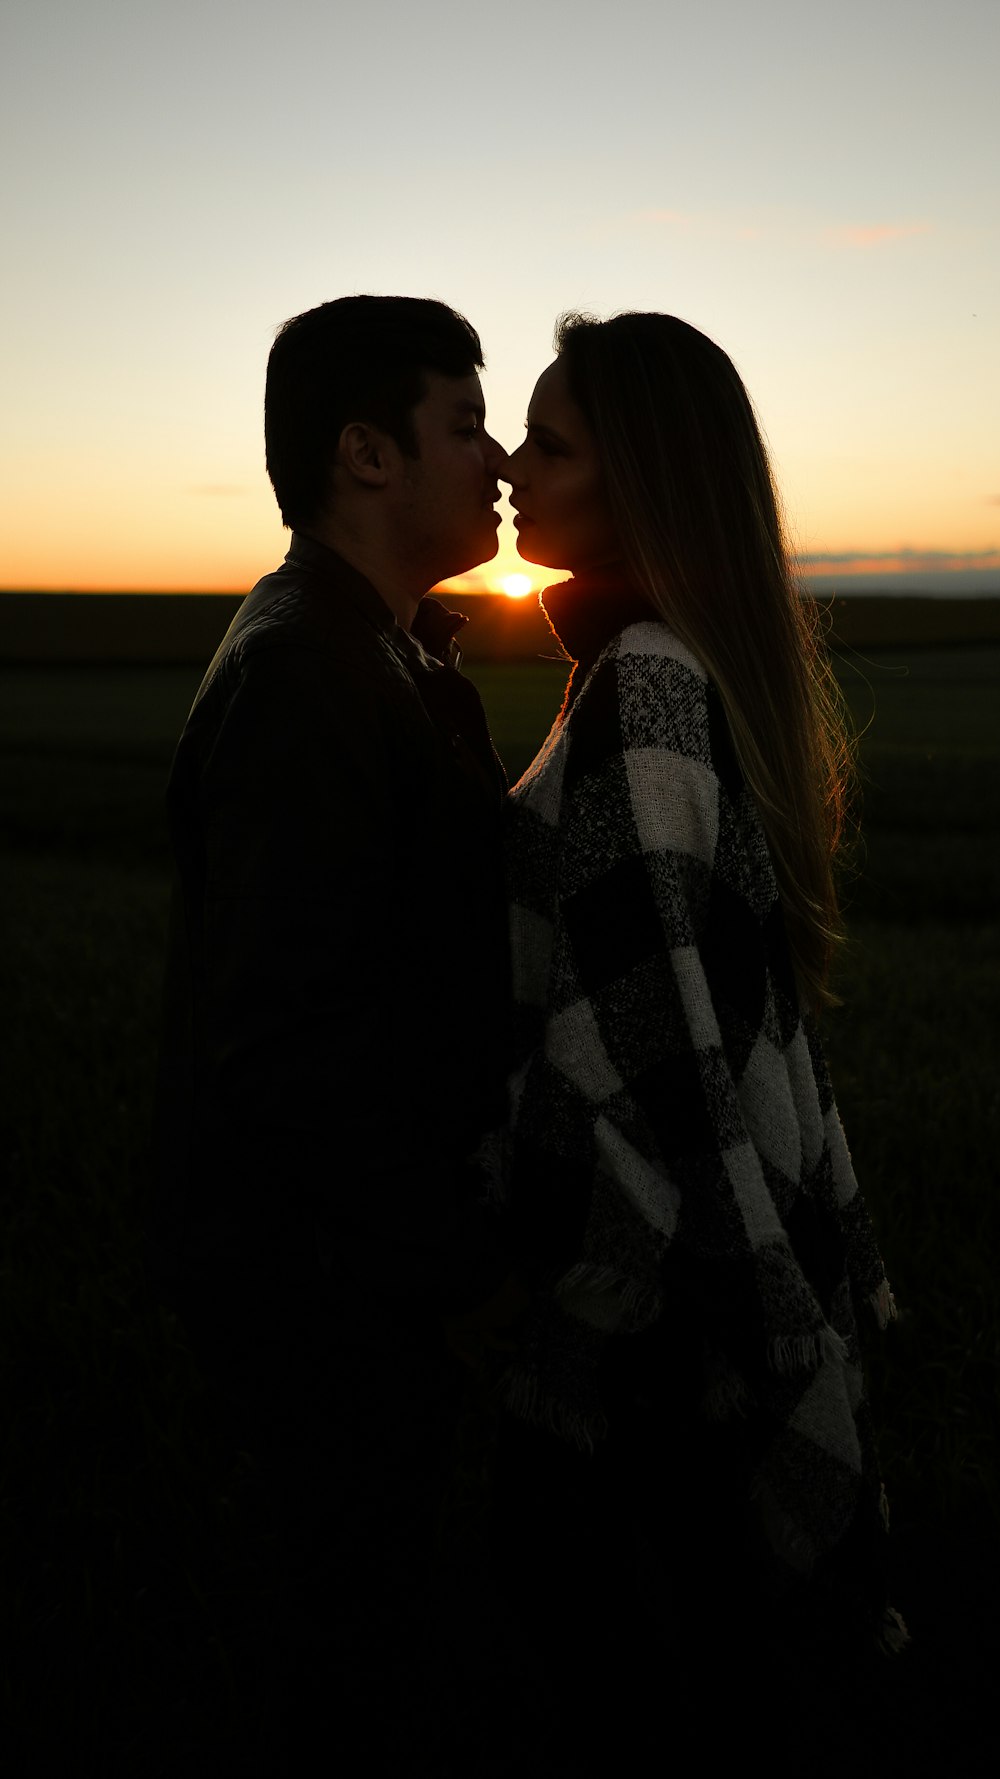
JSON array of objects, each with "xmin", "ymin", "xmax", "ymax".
[{"xmin": 486, "ymin": 595, "xmax": 906, "ymax": 1650}]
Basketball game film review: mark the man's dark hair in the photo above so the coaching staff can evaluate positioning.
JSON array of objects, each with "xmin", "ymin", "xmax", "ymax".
[{"xmin": 264, "ymin": 295, "xmax": 484, "ymax": 530}]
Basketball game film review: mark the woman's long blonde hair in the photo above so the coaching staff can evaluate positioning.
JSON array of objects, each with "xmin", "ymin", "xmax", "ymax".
[{"xmin": 556, "ymin": 310, "xmax": 855, "ymax": 1014}]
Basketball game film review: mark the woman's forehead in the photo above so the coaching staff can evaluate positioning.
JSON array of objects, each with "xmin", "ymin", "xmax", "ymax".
[{"xmin": 528, "ymin": 358, "xmax": 591, "ymax": 439}]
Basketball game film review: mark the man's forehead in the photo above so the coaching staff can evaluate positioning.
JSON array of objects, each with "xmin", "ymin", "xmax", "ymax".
[{"xmin": 418, "ymin": 369, "xmax": 485, "ymax": 414}]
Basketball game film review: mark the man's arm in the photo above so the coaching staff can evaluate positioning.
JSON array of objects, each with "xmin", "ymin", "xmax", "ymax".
[{"xmin": 190, "ymin": 640, "xmax": 518, "ymax": 1315}]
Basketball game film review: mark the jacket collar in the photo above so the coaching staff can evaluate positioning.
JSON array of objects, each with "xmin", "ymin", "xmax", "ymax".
[{"xmin": 285, "ymin": 530, "xmax": 398, "ymax": 639}]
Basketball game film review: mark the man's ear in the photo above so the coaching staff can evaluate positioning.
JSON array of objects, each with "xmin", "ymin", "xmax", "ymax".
[{"xmin": 336, "ymin": 422, "xmax": 390, "ymax": 488}]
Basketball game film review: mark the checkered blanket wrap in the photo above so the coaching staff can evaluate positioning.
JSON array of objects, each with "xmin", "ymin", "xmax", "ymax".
[{"xmin": 486, "ymin": 620, "xmax": 900, "ymax": 1610}]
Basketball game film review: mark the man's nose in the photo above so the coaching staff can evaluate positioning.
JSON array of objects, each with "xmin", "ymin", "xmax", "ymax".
[
  {"xmin": 485, "ymin": 431, "xmax": 510, "ymax": 477},
  {"xmin": 498, "ymin": 446, "xmax": 524, "ymax": 487},
  {"xmin": 493, "ymin": 439, "xmax": 524, "ymax": 485}
]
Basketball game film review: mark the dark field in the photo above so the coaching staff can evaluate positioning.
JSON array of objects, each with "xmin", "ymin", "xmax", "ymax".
[{"xmin": 2, "ymin": 643, "xmax": 998, "ymax": 1769}]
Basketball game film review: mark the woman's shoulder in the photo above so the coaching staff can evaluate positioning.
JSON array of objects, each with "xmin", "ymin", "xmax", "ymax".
[
  {"xmin": 576, "ymin": 620, "xmax": 710, "ymax": 712},
  {"xmin": 570, "ymin": 619, "xmax": 716, "ymax": 766},
  {"xmin": 613, "ymin": 618, "xmax": 708, "ymax": 685}
]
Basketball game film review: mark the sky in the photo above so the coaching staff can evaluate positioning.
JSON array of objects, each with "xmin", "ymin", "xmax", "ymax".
[{"xmin": 1, "ymin": 0, "xmax": 998, "ymax": 594}]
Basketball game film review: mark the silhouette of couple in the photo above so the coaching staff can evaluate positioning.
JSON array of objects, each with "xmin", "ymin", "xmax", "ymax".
[{"xmin": 146, "ymin": 296, "xmax": 905, "ymax": 1774}]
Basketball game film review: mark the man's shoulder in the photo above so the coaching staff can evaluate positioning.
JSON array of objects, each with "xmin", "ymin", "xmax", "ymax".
[
  {"xmin": 198, "ymin": 558, "xmax": 408, "ymax": 708},
  {"xmin": 170, "ymin": 566, "xmax": 414, "ymax": 784},
  {"xmin": 230, "ymin": 559, "xmax": 390, "ymax": 665}
]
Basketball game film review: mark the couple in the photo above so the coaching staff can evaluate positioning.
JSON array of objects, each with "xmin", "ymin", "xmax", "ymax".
[{"xmin": 146, "ymin": 295, "xmax": 904, "ymax": 1773}]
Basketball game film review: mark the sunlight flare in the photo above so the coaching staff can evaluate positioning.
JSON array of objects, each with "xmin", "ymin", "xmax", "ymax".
[{"xmin": 501, "ymin": 574, "xmax": 533, "ymax": 599}]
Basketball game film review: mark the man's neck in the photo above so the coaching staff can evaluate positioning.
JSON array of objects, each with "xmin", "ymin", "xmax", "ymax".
[{"xmin": 300, "ymin": 518, "xmax": 423, "ymax": 632}]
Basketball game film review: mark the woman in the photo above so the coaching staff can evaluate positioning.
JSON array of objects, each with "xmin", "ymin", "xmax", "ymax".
[{"xmin": 482, "ymin": 311, "xmax": 906, "ymax": 1764}]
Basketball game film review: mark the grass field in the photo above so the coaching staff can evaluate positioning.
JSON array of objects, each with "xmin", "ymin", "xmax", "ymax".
[{"xmin": 2, "ymin": 641, "xmax": 998, "ymax": 1767}]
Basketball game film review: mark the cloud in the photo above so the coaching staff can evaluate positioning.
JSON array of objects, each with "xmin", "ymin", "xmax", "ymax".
[
  {"xmin": 821, "ymin": 223, "xmax": 932, "ymax": 249},
  {"xmin": 587, "ymin": 208, "xmax": 771, "ymax": 252},
  {"xmin": 626, "ymin": 209, "xmax": 766, "ymax": 240},
  {"xmin": 629, "ymin": 208, "xmax": 694, "ymax": 228},
  {"xmin": 584, "ymin": 210, "xmax": 929, "ymax": 253},
  {"xmin": 987, "ymin": 495, "xmax": 1000, "ymax": 508},
  {"xmin": 800, "ymin": 548, "xmax": 1000, "ymax": 574}
]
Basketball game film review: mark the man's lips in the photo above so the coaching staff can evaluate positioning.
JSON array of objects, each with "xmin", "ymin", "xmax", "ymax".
[{"xmin": 513, "ymin": 512, "xmax": 533, "ymax": 527}]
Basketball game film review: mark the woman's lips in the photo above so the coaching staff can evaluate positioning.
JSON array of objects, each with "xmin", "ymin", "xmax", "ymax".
[{"xmin": 513, "ymin": 513, "xmax": 533, "ymax": 527}]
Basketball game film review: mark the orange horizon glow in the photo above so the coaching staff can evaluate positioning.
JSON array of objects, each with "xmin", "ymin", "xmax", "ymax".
[
  {"xmin": 3, "ymin": 551, "xmax": 999, "ymax": 598},
  {"xmin": 3, "ymin": 470, "xmax": 997, "ymax": 596},
  {"xmin": 0, "ymin": 574, "xmax": 554, "ymax": 596}
]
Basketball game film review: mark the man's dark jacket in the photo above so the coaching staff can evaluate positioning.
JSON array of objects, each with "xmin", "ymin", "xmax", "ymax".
[{"xmin": 145, "ymin": 534, "xmax": 514, "ymax": 1361}]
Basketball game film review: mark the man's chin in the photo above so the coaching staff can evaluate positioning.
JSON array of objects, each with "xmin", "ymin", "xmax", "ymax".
[{"xmin": 442, "ymin": 534, "xmax": 500, "ymax": 580}]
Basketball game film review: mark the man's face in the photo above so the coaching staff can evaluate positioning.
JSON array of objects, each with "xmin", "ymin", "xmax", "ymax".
[{"xmin": 389, "ymin": 372, "xmax": 507, "ymax": 583}]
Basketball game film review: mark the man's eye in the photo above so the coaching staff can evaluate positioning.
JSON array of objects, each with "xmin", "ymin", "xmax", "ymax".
[{"xmin": 458, "ymin": 426, "xmax": 479, "ymax": 438}]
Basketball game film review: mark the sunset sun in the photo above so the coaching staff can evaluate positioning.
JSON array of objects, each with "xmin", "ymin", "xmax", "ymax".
[{"xmin": 500, "ymin": 574, "xmax": 532, "ymax": 599}]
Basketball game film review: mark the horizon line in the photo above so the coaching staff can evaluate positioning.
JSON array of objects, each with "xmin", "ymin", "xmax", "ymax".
[{"xmin": 1, "ymin": 547, "xmax": 996, "ymax": 597}]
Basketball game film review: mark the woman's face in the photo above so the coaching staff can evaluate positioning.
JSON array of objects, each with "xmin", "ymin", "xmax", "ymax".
[{"xmin": 502, "ymin": 358, "xmax": 620, "ymax": 574}]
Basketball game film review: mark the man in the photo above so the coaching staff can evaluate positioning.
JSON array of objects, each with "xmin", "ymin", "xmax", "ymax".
[{"xmin": 146, "ymin": 296, "xmax": 528, "ymax": 1770}]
